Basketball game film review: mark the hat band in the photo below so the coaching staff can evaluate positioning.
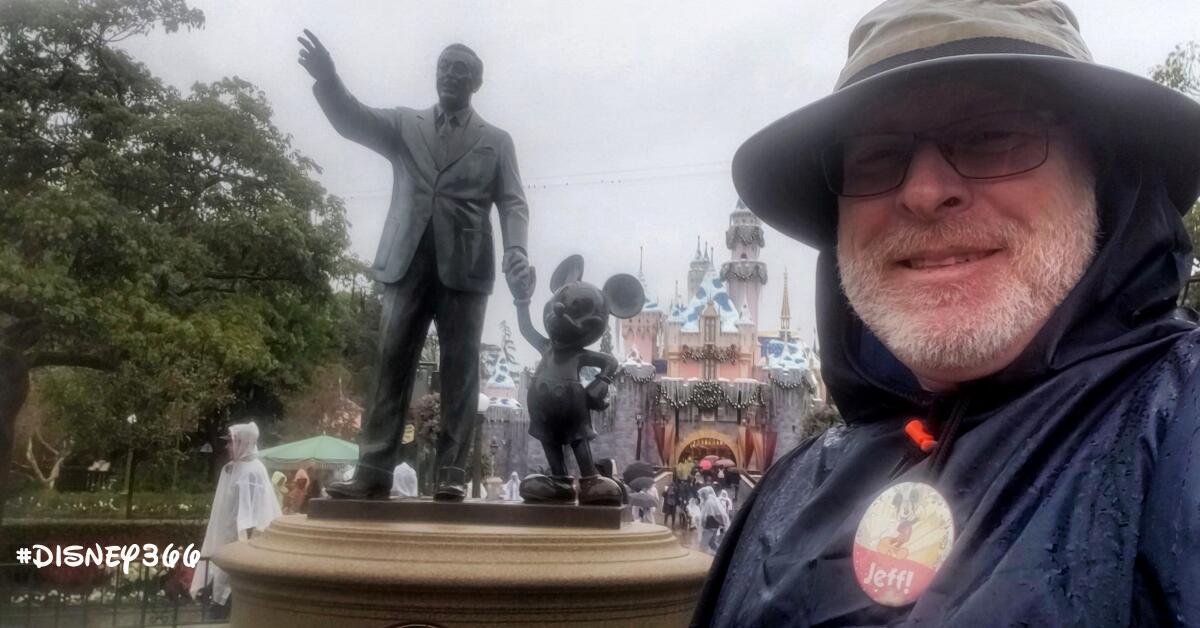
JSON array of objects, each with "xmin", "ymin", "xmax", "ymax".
[{"xmin": 841, "ymin": 37, "xmax": 1075, "ymax": 89}]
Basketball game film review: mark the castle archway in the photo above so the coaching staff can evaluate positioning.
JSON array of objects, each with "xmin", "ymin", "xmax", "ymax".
[{"xmin": 677, "ymin": 429, "xmax": 737, "ymax": 465}]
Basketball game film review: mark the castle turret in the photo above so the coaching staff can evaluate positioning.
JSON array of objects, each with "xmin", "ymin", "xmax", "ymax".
[
  {"xmin": 687, "ymin": 236, "xmax": 708, "ymax": 298},
  {"xmin": 720, "ymin": 199, "xmax": 768, "ymax": 325},
  {"xmin": 620, "ymin": 246, "xmax": 666, "ymax": 362},
  {"xmin": 780, "ymin": 268, "xmax": 792, "ymax": 342}
]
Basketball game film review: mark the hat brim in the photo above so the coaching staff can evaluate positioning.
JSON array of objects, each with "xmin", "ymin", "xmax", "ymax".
[{"xmin": 733, "ymin": 53, "xmax": 1200, "ymax": 250}]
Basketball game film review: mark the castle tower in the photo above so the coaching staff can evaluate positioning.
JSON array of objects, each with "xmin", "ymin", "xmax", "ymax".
[
  {"xmin": 736, "ymin": 298, "xmax": 757, "ymax": 379},
  {"xmin": 687, "ymin": 237, "xmax": 708, "ymax": 298},
  {"xmin": 720, "ymin": 199, "xmax": 768, "ymax": 325},
  {"xmin": 620, "ymin": 246, "xmax": 665, "ymax": 362},
  {"xmin": 780, "ymin": 268, "xmax": 792, "ymax": 342}
]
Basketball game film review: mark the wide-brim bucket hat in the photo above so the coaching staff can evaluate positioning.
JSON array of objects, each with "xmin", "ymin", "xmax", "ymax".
[{"xmin": 733, "ymin": 0, "xmax": 1200, "ymax": 250}]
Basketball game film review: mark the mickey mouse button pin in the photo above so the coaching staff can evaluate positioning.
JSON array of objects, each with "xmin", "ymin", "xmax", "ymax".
[{"xmin": 852, "ymin": 481, "xmax": 955, "ymax": 607}]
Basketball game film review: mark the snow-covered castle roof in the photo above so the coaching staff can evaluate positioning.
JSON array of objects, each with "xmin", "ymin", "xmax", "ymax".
[
  {"xmin": 668, "ymin": 270, "xmax": 740, "ymax": 334},
  {"xmin": 762, "ymin": 338, "xmax": 812, "ymax": 372},
  {"xmin": 638, "ymin": 272, "xmax": 663, "ymax": 314},
  {"xmin": 483, "ymin": 347, "xmax": 519, "ymax": 390}
]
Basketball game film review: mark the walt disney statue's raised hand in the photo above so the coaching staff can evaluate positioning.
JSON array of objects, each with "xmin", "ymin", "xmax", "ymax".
[{"xmin": 297, "ymin": 29, "xmax": 336, "ymax": 83}]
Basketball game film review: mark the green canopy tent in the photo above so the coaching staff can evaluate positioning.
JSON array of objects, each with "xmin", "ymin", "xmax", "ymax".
[{"xmin": 257, "ymin": 435, "xmax": 358, "ymax": 471}]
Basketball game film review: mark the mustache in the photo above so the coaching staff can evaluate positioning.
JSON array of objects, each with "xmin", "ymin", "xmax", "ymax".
[{"xmin": 867, "ymin": 218, "xmax": 1022, "ymax": 265}]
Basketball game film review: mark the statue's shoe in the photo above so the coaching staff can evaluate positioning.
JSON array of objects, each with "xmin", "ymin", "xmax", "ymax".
[
  {"xmin": 519, "ymin": 474, "xmax": 576, "ymax": 503},
  {"xmin": 433, "ymin": 466, "xmax": 467, "ymax": 502},
  {"xmin": 325, "ymin": 479, "xmax": 390, "ymax": 500},
  {"xmin": 578, "ymin": 475, "xmax": 622, "ymax": 506}
]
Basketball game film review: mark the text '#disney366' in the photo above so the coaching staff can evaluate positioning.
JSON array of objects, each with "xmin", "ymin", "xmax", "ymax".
[{"xmin": 14, "ymin": 543, "xmax": 200, "ymax": 574}]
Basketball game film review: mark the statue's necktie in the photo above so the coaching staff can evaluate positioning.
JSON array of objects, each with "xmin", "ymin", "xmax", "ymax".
[{"xmin": 437, "ymin": 116, "xmax": 454, "ymax": 166}]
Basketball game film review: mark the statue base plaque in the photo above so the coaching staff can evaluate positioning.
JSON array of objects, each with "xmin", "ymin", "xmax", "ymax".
[{"xmin": 214, "ymin": 500, "xmax": 711, "ymax": 627}]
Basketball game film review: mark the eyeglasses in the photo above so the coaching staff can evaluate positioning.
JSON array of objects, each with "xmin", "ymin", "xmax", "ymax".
[{"xmin": 821, "ymin": 110, "xmax": 1059, "ymax": 197}]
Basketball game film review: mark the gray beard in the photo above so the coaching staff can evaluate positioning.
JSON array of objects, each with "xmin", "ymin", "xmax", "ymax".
[{"xmin": 837, "ymin": 179, "xmax": 1098, "ymax": 375}]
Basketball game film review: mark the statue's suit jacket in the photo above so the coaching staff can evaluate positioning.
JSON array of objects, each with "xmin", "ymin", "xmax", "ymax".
[{"xmin": 314, "ymin": 76, "xmax": 529, "ymax": 294}]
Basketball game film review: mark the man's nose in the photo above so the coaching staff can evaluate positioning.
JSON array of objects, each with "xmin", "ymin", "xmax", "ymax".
[{"xmin": 895, "ymin": 140, "xmax": 970, "ymax": 222}]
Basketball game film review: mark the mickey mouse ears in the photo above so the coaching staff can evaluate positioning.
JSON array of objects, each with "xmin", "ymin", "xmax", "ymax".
[
  {"xmin": 604, "ymin": 274, "xmax": 644, "ymax": 319},
  {"xmin": 550, "ymin": 254, "xmax": 584, "ymax": 292}
]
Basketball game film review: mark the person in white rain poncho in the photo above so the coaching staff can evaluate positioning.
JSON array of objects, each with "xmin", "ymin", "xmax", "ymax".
[
  {"xmin": 190, "ymin": 422, "xmax": 282, "ymax": 607},
  {"xmin": 391, "ymin": 462, "xmax": 418, "ymax": 498},
  {"xmin": 719, "ymin": 489, "xmax": 733, "ymax": 517},
  {"xmin": 270, "ymin": 471, "xmax": 288, "ymax": 510},
  {"xmin": 686, "ymin": 497, "xmax": 702, "ymax": 531},
  {"xmin": 699, "ymin": 486, "xmax": 730, "ymax": 555},
  {"xmin": 503, "ymin": 472, "xmax": 521, "ymax": 501}
]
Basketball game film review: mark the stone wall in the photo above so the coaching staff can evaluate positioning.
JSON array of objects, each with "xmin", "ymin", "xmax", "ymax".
[
  {"xmin": 764, "ymin": 371, "xmax": 816, "ymax": 468},
  {"xmin": 482, "ymin": 406, "xmax": 531, "ymax": 478}
]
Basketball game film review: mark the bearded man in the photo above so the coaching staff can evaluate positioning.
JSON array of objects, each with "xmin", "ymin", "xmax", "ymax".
[{"xmin": 694, "ymin": 1, "xmax": 1200, "ymax": 625}]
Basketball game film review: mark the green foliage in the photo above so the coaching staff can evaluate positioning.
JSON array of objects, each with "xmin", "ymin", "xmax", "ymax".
[
  {"xmin": 799, "ymin": 401, "xmax": 844, "ymax": 443},
  {"xmin": 1150, "ymin": 42, "xmax": 1200, "ymax": 309},
  {"xmin": 4, "ymin": 490, "xmax": 211, "ymax": 520},
  {"xmin": 0, "ymin": 0, "xmax": 353, "ymax": 465},
  {"xmin": 1150, "ymin": 41, "xmax": 1200, "ymax": 97}
]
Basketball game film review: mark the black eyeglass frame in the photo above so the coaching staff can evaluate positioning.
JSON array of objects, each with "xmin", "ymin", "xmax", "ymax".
[{"xmin": 820, "ymin": 109, "xmax": 1062, "ymax": 198}]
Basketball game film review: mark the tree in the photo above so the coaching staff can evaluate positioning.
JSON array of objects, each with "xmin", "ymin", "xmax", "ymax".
[
  {"xmin": 499, "ymin": 320, "xmax": 517, "ymax": 366},
  {"xmin": 0, "ymin": 0, "xmax": 351, "ymax": 516},
  {"xmin": 280, "ymin": 363, "xmax": 363, "ymax": 441},
  {"xmin": 799, "ymin": 401, "xmax": 844, "ymax": 443},
  {"xmin": 599, "ymin": 323, "xmax": 613, "ymax": 355},
  {"xmin": 1149, "ymin": 42, "xmax": 1200, "ymax": 310}
]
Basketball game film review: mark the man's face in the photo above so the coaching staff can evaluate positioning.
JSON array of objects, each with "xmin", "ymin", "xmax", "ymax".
[
  {"xmin": 835, "ymin": 77, "xmax": 1098, "ymax": 389},
  {"xmin": 436, "ymin": 49, "xmax": 479, "ymax": 110}
]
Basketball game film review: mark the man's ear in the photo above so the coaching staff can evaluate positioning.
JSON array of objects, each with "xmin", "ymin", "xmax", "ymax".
[
  {"xmin": 550, "ymin": 254, "xmax": 584, "ymax": 292},
  {"xmin": 471, "ymin": 76, "xmax": 483, "ymax": 94},
  {"xmin": 604, "ymin": 274, "xmax": 644, "ymax": 319}
]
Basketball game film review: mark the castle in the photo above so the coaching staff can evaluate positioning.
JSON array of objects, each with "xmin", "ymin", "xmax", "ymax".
[{"xmin": 479, "ymin": 200, "xmax": 824, "ymax": 478}]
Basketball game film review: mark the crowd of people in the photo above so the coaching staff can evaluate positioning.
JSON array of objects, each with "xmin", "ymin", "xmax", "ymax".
[{"xmin": 653, "ymin": 469, "xmax": 741, "ymax": 555}]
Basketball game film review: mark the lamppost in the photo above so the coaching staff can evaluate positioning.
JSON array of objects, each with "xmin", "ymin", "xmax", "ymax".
[
  {"xmin": 635, "ymin": 413, "xmax": 644, "ymax": 462},
  {"xmin": 123, "ymin": 414, "xmax": 137, "ymax": 519},
  {"xmin": 489, "ymin": 438, "xmax": 500, "ymax": 478}
]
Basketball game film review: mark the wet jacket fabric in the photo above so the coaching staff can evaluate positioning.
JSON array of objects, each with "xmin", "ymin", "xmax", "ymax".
[{"xmin": 694, "ymin": 156, "xmax": 1200, "ymax": 626}]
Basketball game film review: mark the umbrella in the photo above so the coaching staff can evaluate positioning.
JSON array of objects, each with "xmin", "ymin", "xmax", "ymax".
[
  {"xmin": 629, "ymin": 476, "xmax": 656, "ymax": 492},
  {"xmin": 257, "ymin": 435, "xmax": 359, "ymax": 470},
  {"xmin": 702, "ymin": 454, "xmax": 720, "ymax": 461},
  {"xmin": 623, "ymin": 461, "xmax": 656, "ymax": 484},
  {"xmin": 716, "ymin": 458, "xmax": 736, "ymax": 467},
  {"xmin": 699, "ymin": 459, "xmax": 713, "ymax": 471},
  {"xmin": 628, "ymin": 492, "xmax": 661, "ymax": 511}
]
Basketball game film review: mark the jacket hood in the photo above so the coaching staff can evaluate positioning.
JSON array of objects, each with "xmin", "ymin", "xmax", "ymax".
[{"xmin": 819, "ymin": 153, "xmax": 1196, "ymax": 424}]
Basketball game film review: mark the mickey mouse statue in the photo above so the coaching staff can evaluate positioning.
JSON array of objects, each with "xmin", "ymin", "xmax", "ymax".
[{"xmin": 507, "ymin": 254, "xmax": 644, "ymax": 505}]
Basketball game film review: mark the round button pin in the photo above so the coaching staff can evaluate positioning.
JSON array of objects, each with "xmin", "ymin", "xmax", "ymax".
[{"xmin": 852, "ymin": 481, "xmax": 955, "ymax": 607}]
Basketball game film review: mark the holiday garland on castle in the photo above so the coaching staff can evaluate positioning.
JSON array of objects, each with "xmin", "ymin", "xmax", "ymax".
[
  {"xmin": 615, "ymin": 366, "xmax": 657, "ymax": 384},
  {"xmin": 653, "ymin": 380, "xmax": 766, "ymax": 410},
  {"xmin": 767, "ymin": 372, "xmax": 809, "ymax": 390},
  {"xmin": 720, "ymin": 261, "xmax": 768, "ymax": 283},
  {"xmin": 680, "ymin": 344, "xmax": 739, "ymax": 363},
  {"xmin": 725, "ymin": 225, "xmax": 765, "ymax": 248}
]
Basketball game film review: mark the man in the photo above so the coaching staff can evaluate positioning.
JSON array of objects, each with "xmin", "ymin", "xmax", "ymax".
[
  {"xmin": 694, "ymin": 1, "xmax": 1200, "ymax": 625},
  {"xmin": 297, "ymin": 32, "xmax": 532, "ymax": 501}
]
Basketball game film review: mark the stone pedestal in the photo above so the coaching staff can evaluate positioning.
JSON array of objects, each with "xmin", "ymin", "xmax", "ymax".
[{"xmin": 215, "ymin": 499, "xmax": 711, "ymax": 627}]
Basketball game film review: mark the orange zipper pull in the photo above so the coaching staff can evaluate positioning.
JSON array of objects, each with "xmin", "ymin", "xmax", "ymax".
[{"xmin": 904, "ymin": 419, "xmax": 937, "ymax": 453}]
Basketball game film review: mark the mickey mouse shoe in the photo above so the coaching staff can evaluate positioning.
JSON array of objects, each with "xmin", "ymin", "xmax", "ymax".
[{"xmin": 578, "ymin": 474, "xmax": 622, "ymax": 506}]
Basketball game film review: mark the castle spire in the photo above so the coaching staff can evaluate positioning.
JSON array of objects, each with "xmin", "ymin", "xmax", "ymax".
[
  {"xmin": 780, "ymin": 267, "xmax": 792, "ymax": 341},
  {"xmin": 639, "ymin": 245, "xmax": 644, "ymax": 277}
]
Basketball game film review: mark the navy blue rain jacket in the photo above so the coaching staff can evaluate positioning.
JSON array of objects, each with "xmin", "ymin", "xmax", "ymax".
[{"xmin": 694, "ymin": 155, "xmax": 1200, "ymax": 626}]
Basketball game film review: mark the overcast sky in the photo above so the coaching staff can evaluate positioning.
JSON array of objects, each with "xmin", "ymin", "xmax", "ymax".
[{"xmin": 117, "ymin": 0, "xmax": 1200, "ymax": 365}]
